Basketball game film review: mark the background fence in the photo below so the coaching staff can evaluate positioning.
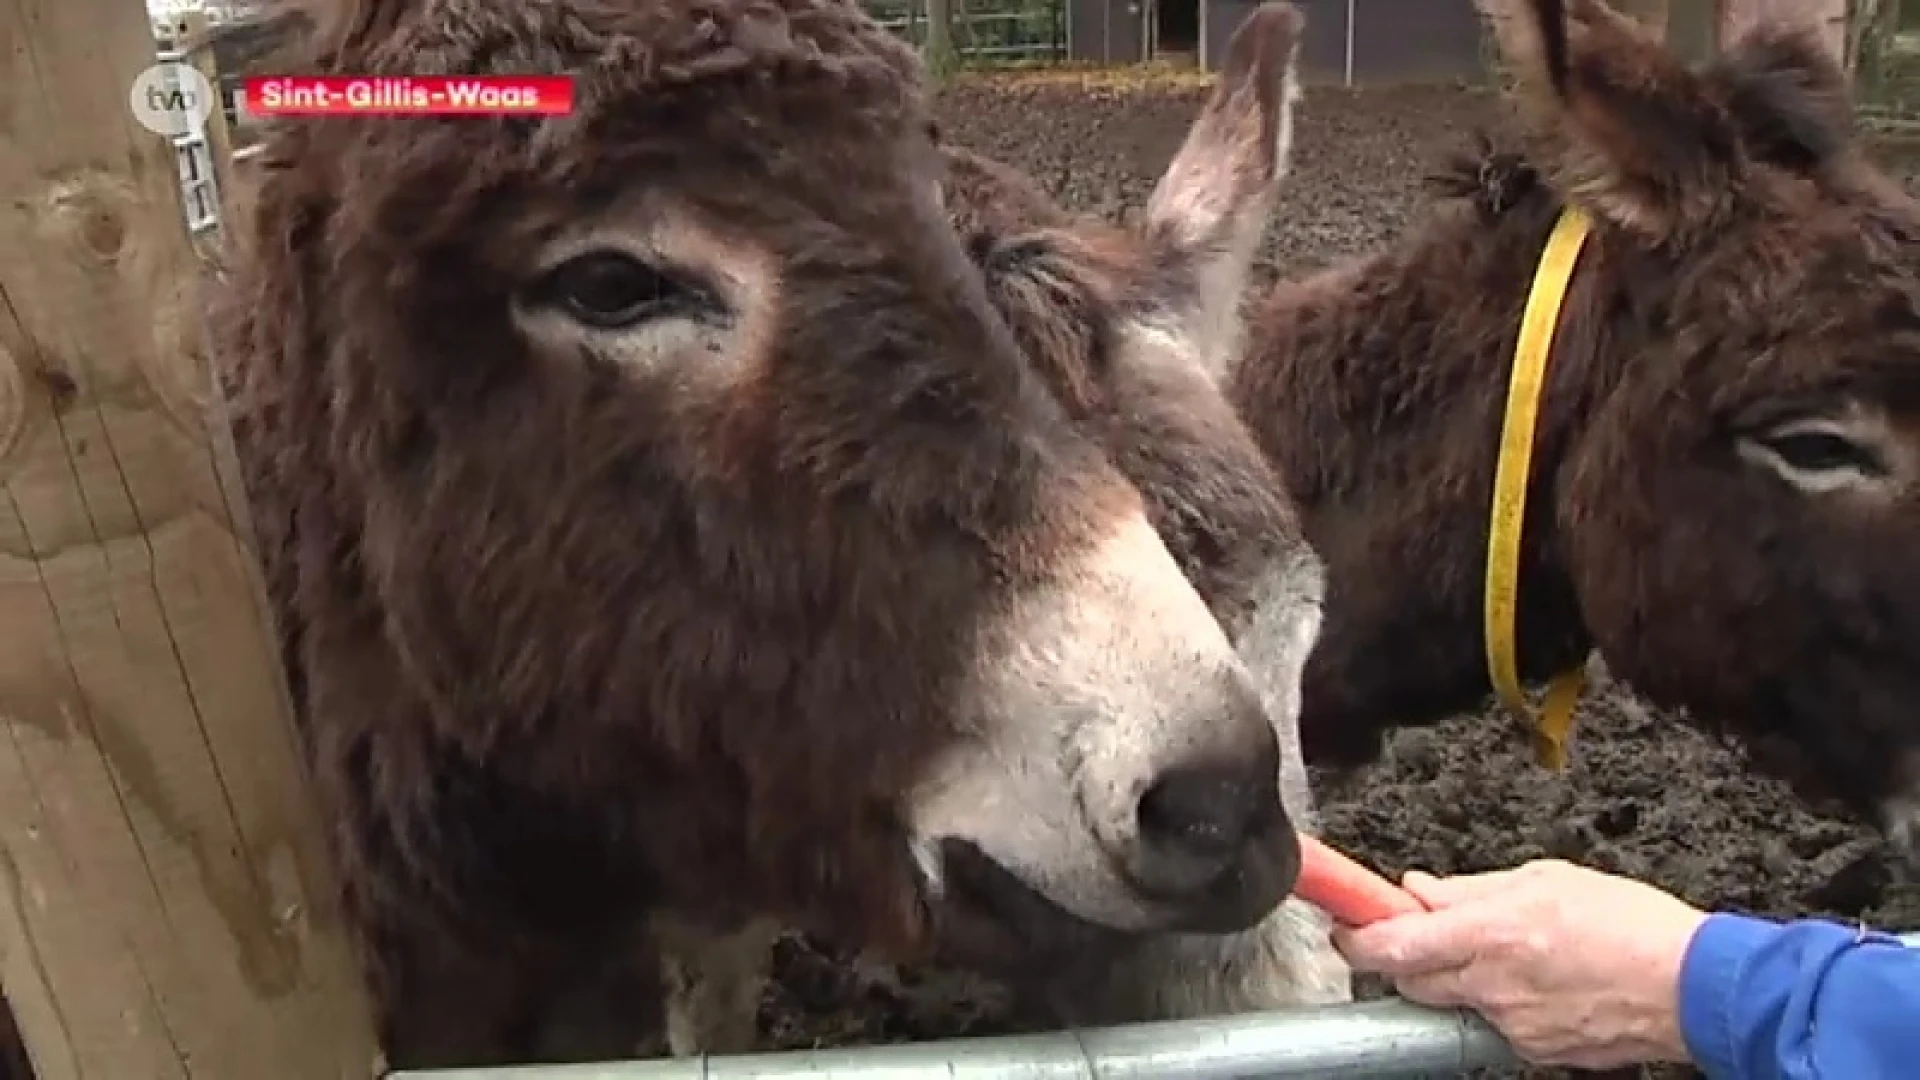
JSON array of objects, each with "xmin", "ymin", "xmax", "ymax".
[
  {"xmin": 855, "ymin": 0, "xmax": 1920, "ymax": 103},
  {"xmin": 1853, "ymin": 0, "xmax": 1920, "ymax": 130},
  {"xmin": 866, "ymin": 0, "xmax": 1068, "ymax": 67}
]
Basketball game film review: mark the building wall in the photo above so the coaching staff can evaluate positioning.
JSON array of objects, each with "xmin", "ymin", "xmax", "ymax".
[
  {"xmin": 1087, "ymin": 0, "xmax": 1487, "ymax": 84},
  {"xmin": 1068, "ymin": 0, "xmax": 1146, "ymax": 63},
  {"xmin": 1350, "ymin": 0, "xmax": 1482, "ymax": 83}
]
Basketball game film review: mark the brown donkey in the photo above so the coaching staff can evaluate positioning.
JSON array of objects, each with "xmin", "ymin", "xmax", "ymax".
[
  {"xmin": 661, "ymin": 5, "xmax": 1352, "ymax": 1049},
  {"xmin": 1229, "ymin": 0, "xmax": 1920, "ymax": 854},
  {"xmin": 217, "ymin": 0, "xmax": 1326, "ymax": 1067}
]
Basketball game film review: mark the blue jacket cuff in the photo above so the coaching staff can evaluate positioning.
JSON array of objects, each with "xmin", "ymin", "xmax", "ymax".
[{"xmin": 1677, "ymin": 912, "xmax": 1786, "ymax": 1075}]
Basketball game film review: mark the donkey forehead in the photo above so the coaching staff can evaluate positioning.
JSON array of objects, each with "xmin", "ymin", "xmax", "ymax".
[
  {"xmin": 1655, "ymin": 195, "xmax": 1920, "ymax": 385},
  {"xmin": 567, "ymin": 5, "xmax": 926, "ymax": 132},
  {"xmin": 1685, "ymin": 290, "xmax": 1920, "ymax": 411},
  {"xmin": 316, "ymin": 0, "xmax": 943, "ymax": 254},
  {"xmin": 332, "ymin": 0, "xmax": 930, "ymax": 154},
  {"xmin": 348, "ymin": 0, "xmax": 923, "ymax": 82}
]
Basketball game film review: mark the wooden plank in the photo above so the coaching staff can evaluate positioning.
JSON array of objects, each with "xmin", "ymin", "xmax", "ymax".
[{"xmin": 0, "ymin": 0, "xmax": 380, "ymax": 1075}]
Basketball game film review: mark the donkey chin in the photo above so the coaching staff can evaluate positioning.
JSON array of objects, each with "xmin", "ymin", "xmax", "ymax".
[
  {"xmin": 909, "ymin": 829, "xmax": 1300, "ymax": 977},
  {"xmin": 1742, "ymin": 719, "xmax": 1920, "ymax": 873},
  {"xmin": 905, "ymin": 774, "xmax": 1302, "ymax": 975}
]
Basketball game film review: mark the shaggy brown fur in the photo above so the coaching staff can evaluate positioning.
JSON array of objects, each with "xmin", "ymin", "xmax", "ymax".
[
  {"xmin": 1231, "ymin": 0, "xmax": 1920, "ymax": 844},
  {"xmin": 941, "ymin": 1, "xmax": 1316, "ymax": 647},
  {"xmin": 215, "ymin": 0, "xmax": 1323, "ymax": 1067},
  {"xmin": 918, "ymin": 5, "xmax": 1354, "ymax": 1025},
  {"xmin": 950, "ymin": 158, "xmax": 1303, "ymax": 643},
  {"xmin": 656, "ymin": 7, "xmax": 1347, "ymax": 1048}
]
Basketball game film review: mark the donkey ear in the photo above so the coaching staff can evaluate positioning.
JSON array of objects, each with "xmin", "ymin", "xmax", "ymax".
[
  {"xmin": 1476, "ymin": 0, "xmax": 1742, "ymax": 240},
  {"xmin": 1138, "ymin": 1, "xmax": 1304, "ymax": 381},
  {"xmin": 1706, "ymin": 24, "xmax": 1854, "ymax": 172}
]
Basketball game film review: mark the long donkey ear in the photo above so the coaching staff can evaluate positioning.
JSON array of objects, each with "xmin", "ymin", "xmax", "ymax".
[
  {"xmin": 1137, "ymin": 1, "xmax": 1304, "ymax": 382},
  {"xmin": 1705, "ymin": 22, "xmax": 1854, "ymax": 172},
  {"xmin": 1477, "ymin": 0, "xmax": 1742, "ymax": 240}
]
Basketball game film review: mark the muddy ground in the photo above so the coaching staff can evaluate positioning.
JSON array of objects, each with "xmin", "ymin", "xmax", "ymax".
[{"xmin": 754, "ymin": 79, "xmax": 1920, "ymax": 1078}]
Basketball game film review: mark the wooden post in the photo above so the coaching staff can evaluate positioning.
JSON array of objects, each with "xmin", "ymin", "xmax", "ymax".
[{"xmin": 0, "ymin": 0, "xmax": 380, "ymax": 1076}]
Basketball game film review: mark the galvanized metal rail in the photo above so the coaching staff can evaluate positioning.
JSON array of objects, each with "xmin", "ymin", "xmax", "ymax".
[{"xmin": 394, "ymin": 931, "xmax": 1917, "ymax": 1079}]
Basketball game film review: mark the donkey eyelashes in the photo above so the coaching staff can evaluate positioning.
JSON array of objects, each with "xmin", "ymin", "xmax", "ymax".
[
  {"xmin": 1769, "ymin": 430, "xmax": 1884, "ymax": 476},
  {"xmin": 525, "ymin": 249, "xmax": 726, "ymax": 329},
  {"xmin": 1752, "ymin": 423, "xmax": 1889, "ymax": 479},
  {"xmin": 1733, "ymin": 411, "xmax": 1897, "ymax": 496}
]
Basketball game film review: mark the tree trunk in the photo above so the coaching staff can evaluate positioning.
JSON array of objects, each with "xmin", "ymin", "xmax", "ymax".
[{"xmin": 0, "ymin": 0, "xmax": 380, "ymax": 1075}]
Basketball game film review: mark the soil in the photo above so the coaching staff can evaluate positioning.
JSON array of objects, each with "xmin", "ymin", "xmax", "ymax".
[{"xmin": 754, "ymin": 77, "xmax": 1920, "ymax": 1078}]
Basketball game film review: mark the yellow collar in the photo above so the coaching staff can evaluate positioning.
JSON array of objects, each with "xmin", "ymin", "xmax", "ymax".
[{"xmin": 1484, "ymin": 206, "xmax": 1593, "ymax": 770}]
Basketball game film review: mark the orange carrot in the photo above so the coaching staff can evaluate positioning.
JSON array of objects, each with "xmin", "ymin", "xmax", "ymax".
[{"xmin": 1294, "ymin": 833, "xmax": 1426, "ymax": 927}]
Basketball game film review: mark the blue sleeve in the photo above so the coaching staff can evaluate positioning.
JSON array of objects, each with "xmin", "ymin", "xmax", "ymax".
[{"xmin": 1677, "ymin": 911, "xmax": 1917, "ymax": 1079}]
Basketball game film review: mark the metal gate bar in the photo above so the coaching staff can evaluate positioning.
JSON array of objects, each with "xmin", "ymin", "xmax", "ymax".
[{"xmin": 394, "ymin": 931, "xmax": 1918, "ymax": 1079}]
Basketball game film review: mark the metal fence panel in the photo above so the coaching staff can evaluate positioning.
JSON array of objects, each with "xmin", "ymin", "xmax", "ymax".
[
  {"xmin": 393, "ymin": 932, "xmax": 1917, "ymax": 1080},
  {"xmin": 395, "ymin": 999, "xmax": 1519, "ymax": 1079}
]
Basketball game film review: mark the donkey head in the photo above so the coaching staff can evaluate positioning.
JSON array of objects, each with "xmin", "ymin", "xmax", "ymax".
[
  {"xmin": 226, "ymin": 0, "xmax": 1316, "ymax": 978},
  {"xmin": 1480, "ymin": 0, "xmax": 1920, "ymax": 849}
]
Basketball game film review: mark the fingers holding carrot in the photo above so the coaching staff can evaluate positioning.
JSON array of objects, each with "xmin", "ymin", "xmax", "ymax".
[{"xmin": 1293, "ymin": 832, "xmax": 1426, "ymax": 927}]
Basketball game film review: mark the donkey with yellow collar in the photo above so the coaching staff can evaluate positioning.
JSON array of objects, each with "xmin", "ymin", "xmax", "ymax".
[{"xmin": 1230, "ymin": 0, "xmax": 1920, "ymax": 857}]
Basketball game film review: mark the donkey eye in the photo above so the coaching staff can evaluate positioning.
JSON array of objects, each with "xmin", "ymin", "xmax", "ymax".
[
  {"xmin": 1762, "ymin": 430, "xmax": 1883, "ymax": 475},
  {"xmin": 987, "ymin": 236, "xmax": 1052, "ymax": 273},
  {"xmin": 539, "ymin": 251, "xmax": 696, "ymax": 330}
]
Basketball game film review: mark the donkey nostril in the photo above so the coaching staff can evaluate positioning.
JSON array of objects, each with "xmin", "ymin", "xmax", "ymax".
[
  {"xmin": 1124, "ymin": 756, "xmax": 1295, "ymax": 933},
  {"xmin": 1136, "ymin": 763, "xmax": 1266, "ymax": 866}
]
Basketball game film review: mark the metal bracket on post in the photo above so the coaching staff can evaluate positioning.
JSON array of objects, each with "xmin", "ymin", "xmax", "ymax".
[{"xmin": 155, "ymin": 46, "xmax": 224, "ymax": 235}]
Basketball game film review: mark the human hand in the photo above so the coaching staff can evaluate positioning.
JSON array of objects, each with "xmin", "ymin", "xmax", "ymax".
[{"xmin": 1331, "ymin": 859, "xmax": 1709, "ymax": 1070}]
